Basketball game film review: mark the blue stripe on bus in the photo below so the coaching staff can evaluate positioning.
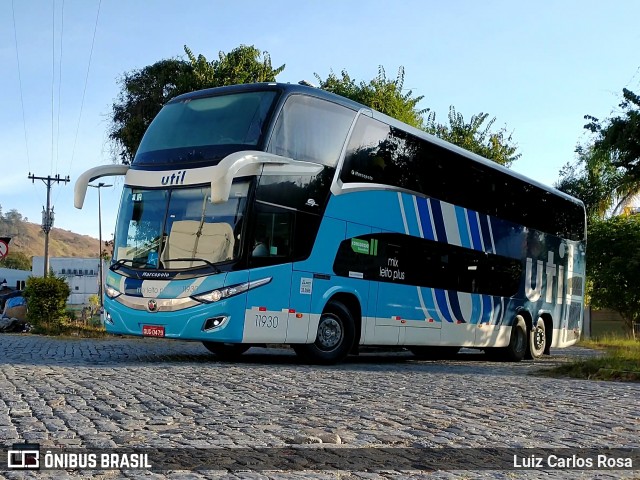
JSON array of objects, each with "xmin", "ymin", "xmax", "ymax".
[
  {"xmin": 470, "ymin": 294, "xmax": 482, "ymax": 324},
  {"xmin": 467, "ymin": 210, "xmax": 483, "ymax": 251},
  {"xmin": 416, "ymin": 198, "xmax": 435, "ymax": 240},
  {"xmin": 434, "ymin": 289, "xmax": 454, "ymax": 323},
  {"xmin": 430, "ymin": 199, "xmax": 447, "ymax": 242},
  {"xmin": 482, "ymin": 295, "xmax": 493, "ymax": 324},
  {"xmin": 420, "ymin": 287, "xmax": 441, "ymax": 322},
  {"xmin": 478, "ymin": 215, "xmax": 493, "ymax": 253},
  {"xmin": 402, "ymin": 193, "xmax": 420, "ymax": 237},
  {"xmin": 455, "ymin": 206, "xmax": 471, "ymax": 249},
  {"xmin": 447, "ymin": 290, "xmax": 465, "ymax": 323}
]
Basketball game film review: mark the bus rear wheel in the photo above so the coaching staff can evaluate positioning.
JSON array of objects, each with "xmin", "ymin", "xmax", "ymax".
[
  {"xmin": 293, "ymin": 301, "xmax": 355, "ymax": 365},
  {"xmin": 202, "ymin": 342, "xmax": 250, "ymax": 360},
  {"xmin": 526, "ymin": 318, "xmax": 546, "ymax": 359},
  {"xmin": 502, "ymin": 315, "xmax": 527, "ymax": 362}
]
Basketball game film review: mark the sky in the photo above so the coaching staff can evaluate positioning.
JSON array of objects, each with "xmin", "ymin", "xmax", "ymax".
[{"xmin": 1, "ymin": 0, "xmax": 639, "ymax": 242}]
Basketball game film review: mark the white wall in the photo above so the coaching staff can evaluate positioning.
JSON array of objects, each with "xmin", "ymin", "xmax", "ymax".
[
  {"xmin": 0, "ymin": 267, "xmax": 30, "ymax": 289},
  {"xmin": 32, "ymin": 257, "xmax": 105, "ymax": 305}
]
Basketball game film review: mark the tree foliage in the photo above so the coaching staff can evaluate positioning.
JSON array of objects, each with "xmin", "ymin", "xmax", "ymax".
[
  {"xmin": 109, "ymin": 59, "xmax": 193, "ymax": 164},
  {"xmin": 0, "ymin": 251, "xmax": 31, "ymax": 271},
  {"xmin": 585, "ymin": 88, "xmax": 640, "ymax": 181},
  {"xmin": 424, "ymin": 107, "xmax": 521, "ymax": 167},
  {"xmin": 315, "ymin": 67, "xmax": 428, "ymax": 129},
  {"xmin": 109, "ymin": 45, "xmax": 285, "ymax": 164},
  {"xmin": 315, "ymin": 67, "xmax": 519, "ymax": 165},
  {"xmin": 587, "ymin": 215, "xmax": 640, "ymax": 337},
  {"xmin": 185, "ymin": 44, "xmax": 284, "ymax": 90},
  {"xmin": 109, "ymin": 45, "xmax": 518, "ymax": 166},
  {"xmin": 23, "ymin": 275, "xmax": 70, "ymax": 328},
  {"xmin": 555, "ymin": 145, "xmax": 624, "ymax": 221}
]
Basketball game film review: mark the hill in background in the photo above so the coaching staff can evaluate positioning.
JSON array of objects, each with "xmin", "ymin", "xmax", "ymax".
[{"xmin": 0, "ymin": 207, "xmax": 99, "ymax": 261}]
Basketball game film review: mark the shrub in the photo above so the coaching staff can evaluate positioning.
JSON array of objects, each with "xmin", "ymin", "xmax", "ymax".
[{"xmin": 23, "ymin": 276, "xmax": 71, "ymax": 329}]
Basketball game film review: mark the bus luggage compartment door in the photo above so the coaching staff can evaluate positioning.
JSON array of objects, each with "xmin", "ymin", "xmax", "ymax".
[{"xmin": 243, "ymin": 264, "xmax": 291, "ymax": 343}]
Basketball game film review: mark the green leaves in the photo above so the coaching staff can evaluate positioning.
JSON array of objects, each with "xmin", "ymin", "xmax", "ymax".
[
  {"xmin": 315, "ymin": 66, "xmax": 427, "ymax": 129},
  {"xmin": 109, "ymin": 45, "xmax": 285, "ymax": 164},
  {"xmin": 23, "ymin": 276, "xmax": 71, "ymax": 328},
  {"xmin": 587, "ymin": 215, "xmax": 640, "ymax": 336}
]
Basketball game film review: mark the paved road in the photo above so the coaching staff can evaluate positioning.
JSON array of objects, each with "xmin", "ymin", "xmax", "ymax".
[{"xmin": 0, "ymin": 334, "xmax": 638, "ymax": 479}]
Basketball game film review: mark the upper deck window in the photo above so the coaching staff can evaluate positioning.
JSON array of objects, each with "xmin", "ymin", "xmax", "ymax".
[
  {"xmin": 268, "ymin": 95, "xmax": 356, "ymax": 167},
  {"xmin": 133, "ymin": 91, "xmax": 278, "ymax": 167}
]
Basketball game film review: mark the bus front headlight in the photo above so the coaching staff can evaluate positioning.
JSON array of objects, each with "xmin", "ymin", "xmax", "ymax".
[
  {"xmin": 105, "ymin": 285, "xmax": 122, "ymax": 299},
  {"xmin": 191, "ymin": 277, "xmax": 272, "ymax": 304}
]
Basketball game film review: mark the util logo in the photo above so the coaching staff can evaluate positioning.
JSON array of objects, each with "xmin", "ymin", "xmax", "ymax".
[
  {"xmin": 525, "ymin": 243, "xmax": 576, "ymax": 304},
  {"xmin": 161, "ymin": 171, "xmax": 186, "ymax": 186}
]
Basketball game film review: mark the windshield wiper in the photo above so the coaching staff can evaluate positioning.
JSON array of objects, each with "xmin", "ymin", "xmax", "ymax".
[
  {"xmin": 162, "ymin": 258, "xmax": 222, "ymax": 274},
  {"xmin": 110, "ymin": 259, "xmax": 159, "ymax": 271},
  {"xmin": 110, "ymin": 259, "xmax": 133, "ymax": 271}
]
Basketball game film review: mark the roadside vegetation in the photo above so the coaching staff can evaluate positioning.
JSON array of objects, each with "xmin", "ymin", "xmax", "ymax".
[{"xmin": 541, "ymin": 334, "xmax": 639, "ymax": 382}]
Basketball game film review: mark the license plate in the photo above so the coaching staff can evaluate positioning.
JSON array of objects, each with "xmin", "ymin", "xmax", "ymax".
[{"xmin": 142, "ymin": 325, "xmax": 165, "ymax": 337}]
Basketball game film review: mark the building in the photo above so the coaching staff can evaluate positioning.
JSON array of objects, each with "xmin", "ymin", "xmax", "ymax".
[
  {"xmin": 32, "ymin": 257, "xmax": 105, "ymax": 305},
  {"xmin": 0, "ymin": 267, "xmax": 30, "ymax": 290}
]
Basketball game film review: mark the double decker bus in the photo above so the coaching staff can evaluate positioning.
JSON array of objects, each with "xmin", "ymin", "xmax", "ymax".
[{"xmin": 75, "ymin": 82, "xmax": 586, "ymax": 364}]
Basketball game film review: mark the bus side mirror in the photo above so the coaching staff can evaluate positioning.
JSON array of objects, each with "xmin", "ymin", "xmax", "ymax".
[{"xmin": 74, "ymin": 164, "xmax": 130, "ymax": 209}]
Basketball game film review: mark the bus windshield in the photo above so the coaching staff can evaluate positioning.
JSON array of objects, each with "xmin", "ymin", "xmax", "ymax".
[
  {"xmin": 134, "ymin": 90, "xmax": 278, "ymax": 166},
  {"xmin": 113, "ymin": 181, "xmax": 250, "ymax": 270}
]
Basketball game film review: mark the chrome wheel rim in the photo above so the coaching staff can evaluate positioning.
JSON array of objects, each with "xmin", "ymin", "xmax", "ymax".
[{"xmin": 316, "ymin": 314, "xmax": 343, "ymax": 351}]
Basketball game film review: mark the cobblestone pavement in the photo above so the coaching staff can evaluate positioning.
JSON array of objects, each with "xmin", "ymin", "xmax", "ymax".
[{"xmin": 0, "ymin": 334, "xmax": 638, "ymax": 479}]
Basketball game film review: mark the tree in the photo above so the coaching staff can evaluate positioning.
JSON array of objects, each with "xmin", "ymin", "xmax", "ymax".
[
  {"xmin": 315, "ymin": 67, "xmax": 428, "ymax": 129},
  {"xmin": 587, "ymin": 215, "xmax": 640, "ymax": 338},
  {"xmin": 424, "ymin": 107, "xmax": 520, "ymax": 167},
  {"xmin": 185, "ymin": 44, "xmax": 284, "ymax": 90},
  {"xmin": 109, "ymin": 45, "xmax": 285, "ymax": 164},
  {"xmin": 0, "ymin": 251, "xmax": 31, "ymax": 271},
  {"xmin": 109, "ymin": 59, "xmax": 194, "ymax": 164},
  {"xmin": 584, "ymin": 88, "xmax": 640, "ymax": 212},
  {"xmin": 316, "ymin": 67, "xmax": 519, "ymax": 166},
  {"xmin": 555, "ymin": 145, "xmax": 623, "ymax": 222},
  {"xmin": 586, "ymin": 88, "xmax": 640, "ymax": 177}
]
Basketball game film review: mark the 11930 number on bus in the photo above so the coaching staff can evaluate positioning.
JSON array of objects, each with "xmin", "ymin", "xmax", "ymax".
[{"xmin": 255, "ymin": 314, "xmax": 279, "ymax": 328}]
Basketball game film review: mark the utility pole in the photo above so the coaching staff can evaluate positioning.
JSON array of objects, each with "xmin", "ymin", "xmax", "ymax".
[
  {"xmin": 89, "ymin": 182, "xmax": 112, "ymax": 308},
  {"xmin": 28, "ymin": 173, "xmax": 70, "ymax": 277}
]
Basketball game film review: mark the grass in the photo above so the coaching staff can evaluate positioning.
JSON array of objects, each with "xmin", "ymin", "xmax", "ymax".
[
  {"xmin": 30, "ymin": 316, "xmax": 108, "ymax": 338},
  {"xmin": 542, "ymin": 335, "xmax": 640, "ymax": 382}
]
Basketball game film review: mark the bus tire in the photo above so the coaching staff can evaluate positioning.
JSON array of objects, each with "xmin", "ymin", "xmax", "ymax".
[
  {"xmin": 202, "ymin": 342, "xmax": 250, "ymax": 359},
  {"xmin": 410, "ymin": 346, "xmax": 460, "ymax": 359},
  {"xmin": 294, "ymin": 301, "xmax": 355, "ymax": 365},
  {"xmin": 527, "ymin": 318, "xmax": 546, "ymax": 360},
  {"xmin": 503, "ymin": 316, "xmax": 527, "ymax": 362}
]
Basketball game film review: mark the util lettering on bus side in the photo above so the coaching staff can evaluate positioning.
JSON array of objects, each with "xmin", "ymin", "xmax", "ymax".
[
  {"xmin": 161, "ymin": 171, "xmax": 187, "ymax": 186},
  {"xmin": 525, "ymin": 244, "xmax": 575, "ymax": 305}
]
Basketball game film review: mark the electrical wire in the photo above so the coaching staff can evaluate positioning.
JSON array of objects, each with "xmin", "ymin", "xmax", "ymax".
[
  {"xmin": 55, "ymin": 0, "xmax": 65, "ymax": 176},
  {"xmin": 51, "ymin": 0, "xmax": 56, "ymax": 175},
  {"xmin": 11, "ymin": 0, "xmax": 43, "ymax": 205},
  {"xmin": 68, "ymin": 0, "xmax": 102, "ymax": 176}
]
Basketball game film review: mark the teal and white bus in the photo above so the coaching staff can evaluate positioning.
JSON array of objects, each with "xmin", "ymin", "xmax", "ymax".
[{"xmin": 75, "ymin": 82, "xmax": 586, "ymax": 364}]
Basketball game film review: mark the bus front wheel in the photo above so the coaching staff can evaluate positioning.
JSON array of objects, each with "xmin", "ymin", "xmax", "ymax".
[
  {"xmin": 293, "ymin": 301, "xmax": 355, "ymax": 365},
  {"xmin": 202, "ymin": 342, "xmax": 250, "ymax": 360}
]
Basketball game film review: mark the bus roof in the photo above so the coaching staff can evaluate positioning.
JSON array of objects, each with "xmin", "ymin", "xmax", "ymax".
[{"xmin": 170, "ymin": 82, "xmax": 584, "ymax": 210}]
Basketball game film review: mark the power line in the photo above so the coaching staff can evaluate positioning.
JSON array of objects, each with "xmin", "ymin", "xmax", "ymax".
[
  {"xmin": 51, "ymin": 0, "xmax": 56, "ymax": 175},
  {"xmin": 68, "ymin": 0, "xmax": 102, "ymax": 176},
  {"xmin": 11, "ymin": 2, "xmax": 31, "ymax": 173},
  {"xmin": 55, "ymin": 0, "xmax": 66, "ymax": 175}
]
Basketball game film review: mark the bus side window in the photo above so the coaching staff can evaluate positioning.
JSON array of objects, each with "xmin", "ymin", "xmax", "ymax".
[{"xmin": 250, "ymin": 205, "xmax": 294, "ymax": 265}]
